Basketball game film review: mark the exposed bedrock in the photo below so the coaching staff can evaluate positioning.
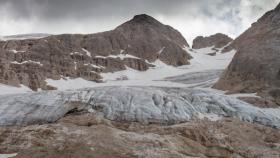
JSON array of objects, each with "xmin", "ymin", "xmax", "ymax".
[{"xmin": 215, "ymin": 3, "xmax": 280, "ymax": 105}]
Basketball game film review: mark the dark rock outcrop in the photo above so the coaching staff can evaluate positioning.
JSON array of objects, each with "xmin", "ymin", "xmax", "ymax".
[
  {"xmin": 214, "ymin": 3, "xmax": 280, "ymax": 104},
  {"xmin": 0, "ymin": 14, "xmax": 191, "ymax": 90},
  {"xmin": 192, "ymin": 33, "xmax": 233, "ymax": 49}
]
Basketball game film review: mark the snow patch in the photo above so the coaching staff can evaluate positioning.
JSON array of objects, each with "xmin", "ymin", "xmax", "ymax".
[
  {"xmin": 229, "ymin": 93, "xmax": 261, "ymax": 98},
  {"xmin": 0, "ymin": 153, "xmax": 17, "ymax": 158},
  {"xmin": 70, "ymin": 52, "xmax": 83, "ymax": 56},
  {"xmin": 84, "ymin": 63, "xmax": 104, "ymax": 69},
  {"xmin": 8, "ymin": 50, "xmax": 25, "ymax": 54},
  {"xmin": 186, "ymin": 46, "xmax": 236, "ymax": 71},
  {"xmin": 74, "ymin": 62, "xmax": 77, "ymax": 70},
  {"xmin": 157, "ymin": 47, "xmax": 165, "ymax": 55},
  {"xmin": 82, "ymin": 48, "xmax": 92, "ymax": 57},
  {"xmin": 10, "ymin": 60, "xmax": 43, "ymax": 66},
  {"xmin": 95, "ymin": 53, "xmax": 140, "ymax": 60}
]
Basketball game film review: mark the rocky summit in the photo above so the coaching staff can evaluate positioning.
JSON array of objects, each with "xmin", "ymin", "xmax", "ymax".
[
  {"xmin": 192, "ymin": 33, "xmax": 233, "ymax": 49},
  {"xmin": 0, "ymin": 14, "xmax": 191, "ymax": 91},
  {"xmin": 215, "ymin": 4, "xmax": 280, "ymax": 105}
]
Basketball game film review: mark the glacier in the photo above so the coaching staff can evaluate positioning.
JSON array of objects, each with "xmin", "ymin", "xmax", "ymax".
[{"xmin": 0, "ymin": 86, "xmax": 279, "ymax": 128}]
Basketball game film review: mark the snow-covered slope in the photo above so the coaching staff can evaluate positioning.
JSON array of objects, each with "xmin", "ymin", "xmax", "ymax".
[
  {"xmin": 42, "ymin": 46, "xmax": 236, "ymax": 91},
  {"xmin": 0, "ymin": 87, "xmax": 279, "ymax": 128},
  {"xmin": 1, "ymin": 33, "xmax": 50, "ymax": 41}
]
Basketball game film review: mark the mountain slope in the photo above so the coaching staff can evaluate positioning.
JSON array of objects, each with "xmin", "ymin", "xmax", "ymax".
[
  {"xmin": 215, "ymin": 3, "xmax": 280, "ymax": 105},
  {"xmin": 192, "ymin": 33, "xmax": 232, "ymax": 49},
  {"xmin": 0, "ymin": 14, "xmax": 191, "ymax": 90}
]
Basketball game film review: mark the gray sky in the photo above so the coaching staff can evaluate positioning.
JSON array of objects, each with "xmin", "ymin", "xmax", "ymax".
[{"xmin": 0, "ymin": 0, "xmax": 279, "ymax": 43}]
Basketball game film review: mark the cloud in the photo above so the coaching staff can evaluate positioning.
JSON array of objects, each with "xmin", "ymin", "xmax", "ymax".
[{"xmin": 0, "ymin": 0, "xmax": 279, "ymax": 43}]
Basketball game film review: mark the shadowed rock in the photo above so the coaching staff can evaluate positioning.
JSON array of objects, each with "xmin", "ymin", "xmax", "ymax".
[{"xmin": 214, "ymin": 3, "xmax": 280, "ymax": 105}]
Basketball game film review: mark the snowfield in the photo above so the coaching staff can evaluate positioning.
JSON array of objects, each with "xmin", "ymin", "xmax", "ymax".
[{"xmin": 44, "ymin": 46, "xmax": 236, "ymax": 91}]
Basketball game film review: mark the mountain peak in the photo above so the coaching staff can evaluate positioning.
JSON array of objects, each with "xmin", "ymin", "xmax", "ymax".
[
  {"xmin": 127, "ymin": 14, "xmax": 162, "ymax": 26},
  {"xmin": 132, "ymin": 14, "xmax": 154, "ymax": 21}
]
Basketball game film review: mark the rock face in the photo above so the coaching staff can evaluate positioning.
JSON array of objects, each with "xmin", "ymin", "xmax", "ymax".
[
  {"xmin": 0, "ymin": 14, "xmax": 191, "ymax": 90},
  {"xmin": 0, "ymin": 86, "xmax": 279, "ymax": 128},
  {"xmin": 214, "ymin": 3, "xmax": 280, "ymax": 104},
  {"xmin": 192, "ymin": 33, "xmax": 233, "ymax": 49}
]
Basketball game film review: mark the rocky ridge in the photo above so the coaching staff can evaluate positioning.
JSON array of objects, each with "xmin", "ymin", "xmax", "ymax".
[
  {"xmin": 215, "ymin": 3, "xmax": 280, "ymax": 105},
  {"xmin": 192, "ymin": 33, "xmax": 233, "ymax": 50},
  {"xmin": 0, "ymin": 14, "xmax": 191, "ymax": 90}
]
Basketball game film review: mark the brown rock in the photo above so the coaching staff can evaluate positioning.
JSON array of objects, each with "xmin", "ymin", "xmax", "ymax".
[
  {"xmin": 0, "ymin": 14, "xmax": 191, "ymax": 90},
  {"xmin": 0, "ymin": 114, "xmax": 279, "ymax": 158},
  {"xmin": 214, "ymin": 3, "xmax": 280, "ymax": 103},
  {"xmin": 192, "ymin": 33, "xmax": 233, "ymax": 49}
]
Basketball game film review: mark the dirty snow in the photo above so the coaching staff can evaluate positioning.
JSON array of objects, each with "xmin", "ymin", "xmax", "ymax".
[{"xmin": 0, "ymin": 153, "xmax": 17, "ymax": 158}]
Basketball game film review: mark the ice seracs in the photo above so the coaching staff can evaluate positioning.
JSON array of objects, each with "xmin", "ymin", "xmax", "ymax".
[{"xmin": 0, "ymin": 87, "xmax": 279, "ymax": 128}]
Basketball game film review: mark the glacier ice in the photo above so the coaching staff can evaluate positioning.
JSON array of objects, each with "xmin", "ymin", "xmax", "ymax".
[{"xmin": 0, "ymin": 86, "xmax": 279, "ymax": 128}]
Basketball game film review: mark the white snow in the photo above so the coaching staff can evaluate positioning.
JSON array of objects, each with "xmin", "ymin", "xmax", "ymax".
[
  {"xmin": 84, "ymin": 63, "xmax": 104, "ymax": 69},
  {"xmin": 100, "ymin": 46, "xmax": 235, "ymax": 82},
  {"xmin": 70, "ymin": 52, "xmax": 83, "ymax": 56},
  {"xmin": 0, "ymin": 84, "xmax": 33, "ymax": 95},
  {"xmin": 229, "ymin": 93, "xmax": 261, "ymax": 98},
  {"xmin": 74, "ymin": 61, "xmax": 77, "ymax": 70},
  {"xmin": 44, "ymin": 46, "xmax": 236, "ymax": 91},
  {"xmin": 10, "ymin": 60, "xmax": 43, "ymax": 66},
  {"xmin": 82, "ymin": 48, "xmax": 92, "ymax": 57},
  {"xmin": 45, "ymin": 77, "xmax": 188, "ymax": 91},
  {"xmin": 0, "ymin": 153, "xmax": 17, "ymax": 158},
  {"xmin": 186, "ymin": 46, "xmax": 236, "ymax": 71},
  {"xmin": 157, "ymin": 47, "xmax": 165, "ymax": 55},
  {"xmin": 8, "ymin": 50, "xmax": 25, "ymax": 54},
  {"xmin": 95, "ymin": 53, "xmax": 140, "ymax": 60}
]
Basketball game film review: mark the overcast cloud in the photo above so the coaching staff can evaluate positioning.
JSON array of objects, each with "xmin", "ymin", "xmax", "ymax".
[{"xmin": 0, "ymin": 0, "xmax": 279, "ymax": 43}]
